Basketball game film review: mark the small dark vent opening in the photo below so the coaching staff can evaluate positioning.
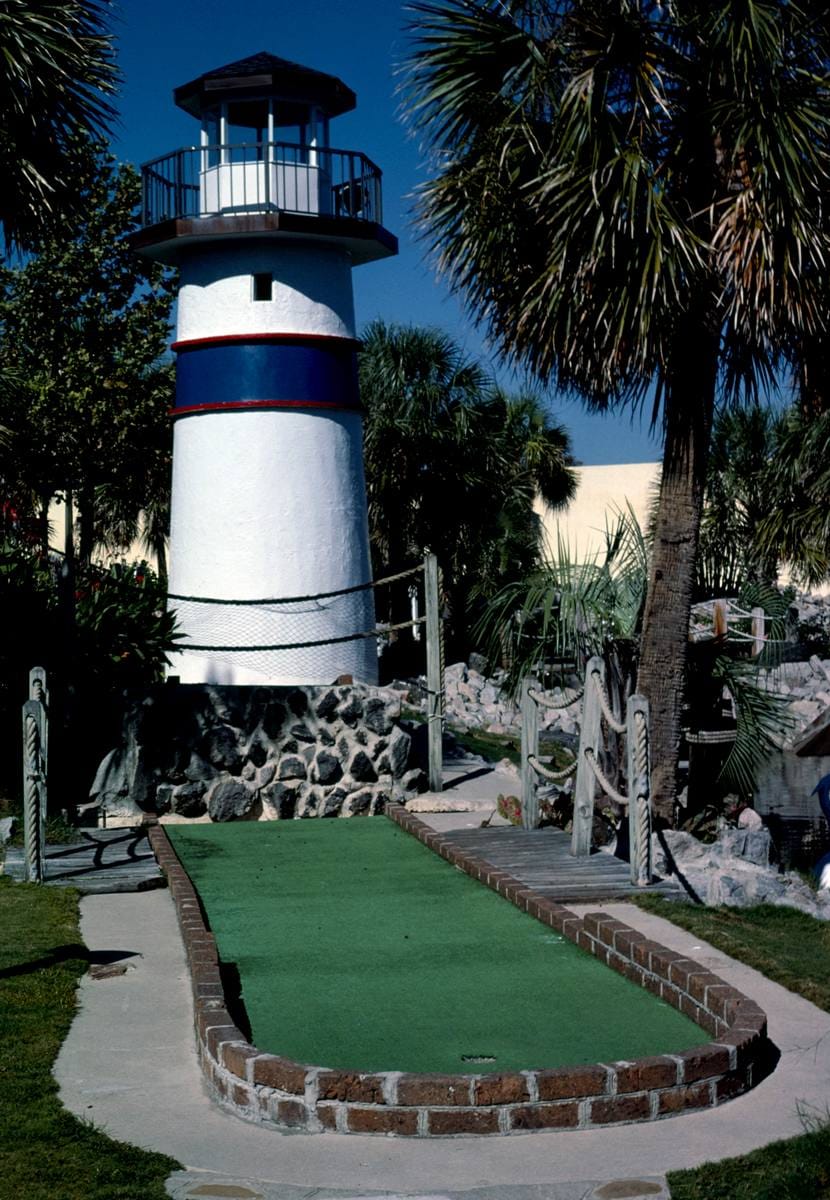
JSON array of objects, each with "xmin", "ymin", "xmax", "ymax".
[{"xmin": 252, "ymin": 272, "xmax": 272, "ymax": 302}]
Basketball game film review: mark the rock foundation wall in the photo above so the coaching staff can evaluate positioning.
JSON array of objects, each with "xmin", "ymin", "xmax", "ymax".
[
  {"xmin": 148, "ymin": 809, "xmax": 771, "ymax": 1136},
  {"xmin": 90, "ymin": 684, "xmax": 424, "ymax": 822}
]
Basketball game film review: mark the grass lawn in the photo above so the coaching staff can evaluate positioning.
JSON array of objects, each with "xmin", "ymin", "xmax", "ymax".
[
  {"xmin": 0, "ymin": 875, "xmax": 179, "ymax": 1200},
  {"xmin": 168, "ymin": 819, "xmax": 703, "ymax": 1074},
  {"xmin": 634, "ymin": 897, "xmax": 830, "ymax": 1200},
  {"xmin": 634, "ymin": 897, "xmax": 830, "ymax": 1013}
]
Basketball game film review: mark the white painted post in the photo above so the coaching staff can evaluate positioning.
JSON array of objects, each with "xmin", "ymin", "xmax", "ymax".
[
  {"xmin": 571, "ymin": 656, "xmax": 603, "ymax": 857},
  {"xmin": 424, "ymin": 553, "xmax": 444, "ymax": 793},
  {"xmin": 626, "ymin": 694, "xmax": 652, "ymax": 886},
  {"xmin": 520, "ymin": 677, "xmax": 539, "ymax": 830},
  {"xmin": 751, "ymin": 607, "xmax": 765, "ymax": 656}
]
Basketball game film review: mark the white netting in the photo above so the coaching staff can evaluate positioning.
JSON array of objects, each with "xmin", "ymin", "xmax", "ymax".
[{"xmin": 166, "ymin": 565, "xmax": 424, "ymax": 682}]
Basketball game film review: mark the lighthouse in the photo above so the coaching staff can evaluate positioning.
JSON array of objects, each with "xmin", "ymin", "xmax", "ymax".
[{"xmin": 133, "ymin": 53, "xmax": 397, "ymax": 685}]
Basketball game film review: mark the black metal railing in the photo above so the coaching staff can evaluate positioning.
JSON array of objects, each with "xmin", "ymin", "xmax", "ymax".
[{"xmin": 140, "ymin": 142, "xmax": 383, "ymax": 228}]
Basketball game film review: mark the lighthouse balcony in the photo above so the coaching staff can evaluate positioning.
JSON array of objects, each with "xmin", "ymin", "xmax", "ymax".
[
  {"xmin": 134, "ymin": 142, "xmax": 396, "ymax": 265},
  {"xmin": 141, "ymin": 141, "xmax": 383, "ymax": 225}
]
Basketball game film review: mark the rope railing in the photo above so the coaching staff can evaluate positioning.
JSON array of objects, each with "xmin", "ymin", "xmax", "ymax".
[
  {"xmin": 690, "ymin": 598, "xmax": 782, "ymax": 654},
  {"xmin": 527, "ymin": 685, "xmax": 584, "ymax": 710},
  {"xmin": 590, "ymin": 668, "xmax": 626, "ymax": 735},
  {"xmin": 584, "ymin": 747, "xmax": 628, "ymax": 807},
  {"xmin": 521, "ymin": 655, "xmax": 653, "ymax": 887},
  {"xmin": 527, "ymin": 752, "xmax": 578, "ymax": 783},
  {"xmin": 167, "ymin": 563, "xmax": 423, "ymax": 607},
  {"xmin": 520, "ymin": 675, "xmax": 583, "ymax": 831},
  {"xmin": 182, "ymin": 616, "xmax": 425, "ymax": 653}
]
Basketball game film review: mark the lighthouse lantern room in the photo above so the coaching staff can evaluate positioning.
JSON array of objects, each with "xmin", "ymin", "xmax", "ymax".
[{"xmin": 133, "ymin": 53, "xmax": 397, "ymax": 686}]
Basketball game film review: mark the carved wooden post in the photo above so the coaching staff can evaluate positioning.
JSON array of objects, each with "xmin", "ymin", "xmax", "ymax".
[
  {"xmin": 29, "ymin": 667, "xmax": 48, "ymax": 832},
  {"xmin": 626, "ymin": 694, "xmax": 652, "ymax": 886},
  {"xmin": 22, "ymin": 699, "xmax": 45, "ymax": 882},
  {"xmin": 571, "ymin": 656, "xmax": 603, "ymax": 857},
  {"xmin": 424, "ymin": 553, "xmax": 444, "ymax": 793},
  {"xmin": 520, "ymin": 677, "xmax": 539, "ymax": 830}
]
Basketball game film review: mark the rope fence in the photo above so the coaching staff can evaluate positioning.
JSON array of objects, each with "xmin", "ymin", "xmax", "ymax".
[
  {"xmin": 690, "ymin": 598, "xmax": 785, "ymax": 653},
  {"xmin": 521, "ymin": 655, "xmax": 653, "ymax": 887}
]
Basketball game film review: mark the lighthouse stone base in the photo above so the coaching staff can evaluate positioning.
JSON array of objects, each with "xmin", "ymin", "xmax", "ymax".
[{"xmin": 89, "ymin": 683, "xmax": 426, "ymax": 823}]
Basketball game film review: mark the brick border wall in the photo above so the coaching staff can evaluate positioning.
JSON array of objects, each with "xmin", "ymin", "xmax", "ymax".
[{"xmin": 147, "ymin": 809, "xmax": 770, "ymax": 1136}]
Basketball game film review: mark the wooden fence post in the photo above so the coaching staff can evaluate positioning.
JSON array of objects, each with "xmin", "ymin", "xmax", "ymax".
[
  {"xmin": 751, "ymin": 607, "xmax": 765, "ymax": 656},
  {"xmin": 424, "ymin": 553, "xmax": 444, "ymax": 793},
  {"xmin": 520, "ymin": 677, "xmax": 539, "ymax": 830},
  {"xmin": 713, "ymin": 599, "xmax": 728, "ymax": 638},
  {"xmin": 29, "ymin": 667, "xmax": 48, "ymax": 831},
  {"xmin": 626, "ymin": 694, "xmax": 652, "ymax": 886},
  {"xmin": 571, "ymin": 656, "xmax": 603, "ymax": 858},
  {"xmin": 22, "ymin": 699, "xmax": 45, "ymax": 883}
]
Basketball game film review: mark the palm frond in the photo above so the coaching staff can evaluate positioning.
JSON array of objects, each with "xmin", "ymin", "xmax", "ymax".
[{"xmin": 712, "ymin": 654, "xmax": 794, "ymax": 795}]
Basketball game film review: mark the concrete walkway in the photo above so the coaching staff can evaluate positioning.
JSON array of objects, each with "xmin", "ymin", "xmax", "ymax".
[{"xmin": 53, "ymin": 858, "xmax": 830, "ymax": 1199}]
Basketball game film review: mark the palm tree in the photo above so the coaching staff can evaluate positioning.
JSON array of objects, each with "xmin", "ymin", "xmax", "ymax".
[
  {"xmin": 404, "ymin": 0, "xmax": 830, "ymax": 820},
  {"xmin": 756, "ymin": 406, "xmax": 830, "ymax": 588},
  {"xmin": 0, "ymin": 0, "xmax": 118, "ymax": 248},
  {"xmin": 696, "ymin": 406, "xmax": 782, "ymax": 598},
  {"xmin": 359, "ymin": 320, "xmax": 576, "ymax": 660}
]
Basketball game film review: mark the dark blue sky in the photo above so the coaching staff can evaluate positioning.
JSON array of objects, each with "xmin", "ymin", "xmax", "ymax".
[{"xmin": 113, "ymin": 0, "xmax": 660, "ymax": 465}]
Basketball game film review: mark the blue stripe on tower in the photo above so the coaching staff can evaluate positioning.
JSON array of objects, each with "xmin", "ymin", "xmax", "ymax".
[{"xmin": 173, "ymin": 337, "xmax": 359, "ymax": 415}]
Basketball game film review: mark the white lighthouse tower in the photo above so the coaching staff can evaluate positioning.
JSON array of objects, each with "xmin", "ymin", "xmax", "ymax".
[{"xmin": 134, "ymin": 53, "xmax": 397, "ymax": 685}]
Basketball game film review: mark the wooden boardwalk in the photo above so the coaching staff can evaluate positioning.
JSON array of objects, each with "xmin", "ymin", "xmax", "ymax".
[
  {"xmin": 3, "ymin": 828, "xmax": 165, "ymax": 894},
  {"xmin": 437, "ymin": 824, "xmax": 680, "ymax": 904}
]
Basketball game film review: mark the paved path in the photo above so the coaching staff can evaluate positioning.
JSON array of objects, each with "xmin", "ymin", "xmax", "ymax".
[{"xmin": 53, "ymin": 870, "xmax": 830, "ymax": 1200}]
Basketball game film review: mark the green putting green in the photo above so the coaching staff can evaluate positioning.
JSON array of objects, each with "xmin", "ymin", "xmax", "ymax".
[{"xmin": 168, "ymin": 819, "xmax": 703, "ymax": 1074}]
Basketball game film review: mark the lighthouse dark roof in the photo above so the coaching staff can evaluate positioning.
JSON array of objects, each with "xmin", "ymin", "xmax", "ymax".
[{"xmin": 174, "ymin": 52, "xmax": 357, "ymax": 118}]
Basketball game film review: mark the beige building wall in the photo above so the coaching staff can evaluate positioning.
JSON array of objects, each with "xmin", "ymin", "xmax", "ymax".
[{"xmin": 534, "ymin": 462, "xmax": 661, "ymax": 563}]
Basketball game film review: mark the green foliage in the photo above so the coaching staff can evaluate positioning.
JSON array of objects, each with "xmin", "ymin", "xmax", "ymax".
[
  {"xmin": 483, "ymin": 505, "xmax": 793, "ymax": 796},
  {"xmin": 404, "ymin": 1, "xmax": 829, "ymax": 404},
  {"xmin": 403, "ymin": 0, "xmax": 830, "ymax": 815},
  {"xmin": 712, "ymin": 655, "xmax": 792, "ymax": 796},
  {"xmin": 0, "ymin": 139, "xmax": 175, "ymax": 566},
  {"xmin": 756, "ymin": 407, "xmax": 830, "ymax": 588},
  {"xmin": 0, "ymin": 876, "xmax": 179, "ymax": 1198},
  {"xmin": 0, "ymin": 529, "xmax": 180, "ymax": 804},
  {"xmin": 479, "ymin": 504, "xmax": 647, "ymax": 689},
  {"xmin": 696, "ymin": 407, "xmax": 783, "ymax": 598},
  {"xmin": 0, "ymin": 1, "xmax": 118, "ymax": 250},
  {"xmin": 360, "ymin": 320, "xmax": 576, "ymax": 659},
  {"xmin": 73, "ymin": 562, "xmax": 181, "ymax": 689}
]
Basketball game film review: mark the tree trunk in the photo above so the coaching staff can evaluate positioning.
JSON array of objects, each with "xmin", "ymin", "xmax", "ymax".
[{"xmin": 637, "ymin": 333, "xmax": 718, "ymax": 824}]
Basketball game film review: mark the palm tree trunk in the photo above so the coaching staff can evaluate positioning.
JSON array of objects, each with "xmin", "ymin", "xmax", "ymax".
[{"xmin": 637, "ymin": 332, "xmax": 718, "ymax": 824}]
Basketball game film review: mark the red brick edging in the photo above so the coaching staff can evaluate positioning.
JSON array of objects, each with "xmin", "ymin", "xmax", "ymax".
[{"xmin": 147, "ymin": 809, "xmax": 770, "ymax": 1136}]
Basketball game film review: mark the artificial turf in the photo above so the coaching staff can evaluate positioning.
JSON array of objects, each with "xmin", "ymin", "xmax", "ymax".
[{"xmin": 168, "ymin": 818, "xmax": 704, "ymax": 1075}]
